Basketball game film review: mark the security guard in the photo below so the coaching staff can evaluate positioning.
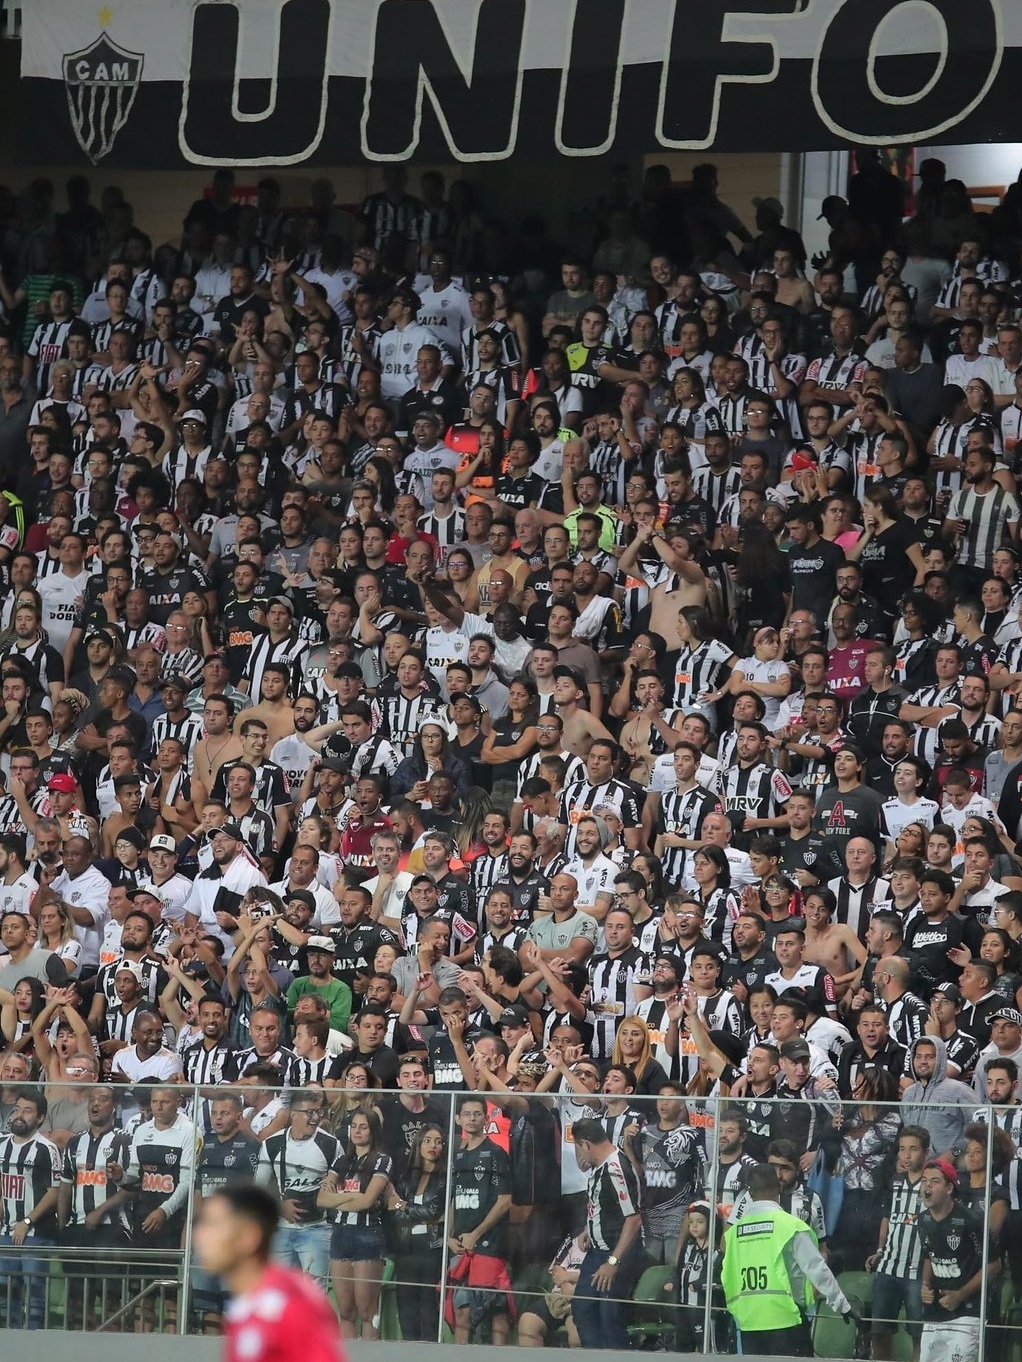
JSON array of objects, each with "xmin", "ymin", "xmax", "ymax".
[{"xmin": 722, "ymin": 1163, "xmax": 856, "ymax": 1356}]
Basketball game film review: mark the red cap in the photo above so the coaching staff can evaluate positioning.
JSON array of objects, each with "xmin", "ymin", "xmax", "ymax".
[
  {"xmin": 47, "ymin": 773, "xmax": 77, "ymax": 794},
  {"xmin": 924, "ymin": 1158, "xmax": 958, "ymax": 1184}
]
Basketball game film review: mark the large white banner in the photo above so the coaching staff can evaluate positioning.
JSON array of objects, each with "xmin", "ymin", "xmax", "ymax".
[{"xmin": 19, "ymin": 0, "xmax": 1022, "ymax": 166}]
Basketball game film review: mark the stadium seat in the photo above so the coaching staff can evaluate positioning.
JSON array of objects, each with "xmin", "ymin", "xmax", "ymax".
[{"xmin": 626, "ymin": 1264, "xmax": 676, "ymax": 1346}]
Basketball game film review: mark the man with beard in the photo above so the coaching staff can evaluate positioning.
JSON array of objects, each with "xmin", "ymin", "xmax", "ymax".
[
  {"xmin": 110, "ymin": 1008, "xmax": 184, "ymax": 1083},
  {"xmin": 500, "ymin": 830, "xmax": 549, "ymax": 922},
  {"xmin": 0, "ymin": 1087, "xmax": 61, "ymax": 1329},
  {"xmin": 182, "ymin": 995, "xmax": 240, "ymax": 1085},
  {"xmin": 269, "ymin": 692, "xmax": 349, "ymax": 795},
  {"xmin": 184, "ymin": 823, "xmax": 268, "ymax": 949},
  {"xmin": 945, "ymin": 444, "xmax": 1021, "ymax": 595}
]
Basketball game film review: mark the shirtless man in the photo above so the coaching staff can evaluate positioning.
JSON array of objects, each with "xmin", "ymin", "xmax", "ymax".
[
  {"xmin": 618, "ymin": 672, "xmax": 685, "ymax": 785},
  {"xmin": 616, "ymin": 520, "xmax": 707, "ymax": 642},
  {"xmin": 771, "ymin": 248, "xmax": 816, "ymax": 315},
  {"xmin": 191, "ymin": 694, "xmax": 243, "ymax": 805},
  {"xmin": 803, "ymin": 891, "xmax": 867, "ymax": 1001},
  {"xmin": 229, "ymin": 663, "xmax": 296, "ymax": 746},
  {"xmin": 551, "ymin": 666, "xmax": 613, "ymax": 759}
]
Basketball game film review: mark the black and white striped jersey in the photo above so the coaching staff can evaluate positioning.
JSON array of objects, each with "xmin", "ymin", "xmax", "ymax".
[
  {"xmin": 242, "ymin": 632, "xmax": 310, "ymax": 703},
  {"xmin": 464, "ymin": 365, "xmax": 521, "ymax": 425},
  {"xmin": 417, "ymin": 507, "xmax": 466, "ymax": 549},
  {"xmin": 586, "ymin": 1147, "xmax": 641, "ymax": 1251},
  {"xmin": 378, "ymin": 690, "xmax": 445, "ymax": 758},
  {"xmin": 283, "ymin": 1052, "xmax": 346, "ymax": 1090},
  {"xmin": 27, "ymin": 319, "xmax": 74, "ymax": 393},
  {"xmin": 462, "ymin": 319, "xmax": 521, "ymax": 372},
  {"xmin": 0, "ymin": 1131, "xmax": 61, "ymax": 1237},
  {"xmin": 60, "ymin": 1125, "xmax": 132, "ymax": 1229},
  {"xmin": 691, "ymin": 465, "xmax": 740, "ymax": 517},
  {"xmin": 719, "ymin": 761, "xmax": 791, "ymax": 826},
  {"xmin": 947, "ymin": 484, "xmax": 1020, "ymax": 572},
  {"xmin": 470, "ymin": 851, "xmax": 508, "ymax": 910},
  {"xmin": 182, "ymin": 1041, "xmax": 241, "ymax": 1086},
  {"xmin": 874, "ymin": 1175, "xmax": 925, "ymax": 1277},
  {"xmin": 34, "ymin": 551, "xmax": 63, "ymax": 580},
  {"xmin": 151, "ymin": 711, "xmax": 206, "ymax": 767},
  {"xmin": 91, "ymin": 315, "xmax": 143, "ymax": 354},
  {"xmin": 655, "ymin": 784, "xmax": 721, "ymax": 884},
  {"xmin": 516, "ymin": 748, "xmax": 585, "ymax": 799},
  {"xmin": 558, "ymin": 778, "xmax": 643, "ymax": 859},
  {"xmin": 588, "ymin": 947, "xmax": 653, "ymax": 1060},
  {"xmin": 825, "ymin": 874, "xmax": 892, "ymax": 942},
  {"xmin": 669, "ymin": 638, "xmax": 734, "ymax": 709}
]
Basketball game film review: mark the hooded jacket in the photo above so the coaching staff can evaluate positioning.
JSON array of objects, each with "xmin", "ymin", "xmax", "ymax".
[{"xmin": 900, "ymin": 1035, "xmax": 976, "ymax": 1156}]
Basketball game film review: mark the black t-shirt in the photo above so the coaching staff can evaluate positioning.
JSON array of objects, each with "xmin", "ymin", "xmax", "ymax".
[
  {"xmin": 917, "ymin": 1203, "xmax": 989, "ymax": 1318},
  {"xmin": 857, "ymin": 519, "xmax": 919, "ymax": 606},
  {"xmin": 377, "ymin": 1095, "xmax": 450, "ymax": 1173},
  {"xmin": 787, "ymin": 536, "xmax": 845, "ymax": 625},
  {"xmin": 451, "ymin": 1137, "xmax": 512, "ymax": 1254}
]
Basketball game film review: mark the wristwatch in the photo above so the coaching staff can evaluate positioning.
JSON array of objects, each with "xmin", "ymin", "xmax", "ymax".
[
  {"xmin": 607, "ymin": 1255, "xmax": 619, "ymax": 1266},
  {"xmin": 21, "ymin": 1218, "xmax": 31, "ymax": 1229}
]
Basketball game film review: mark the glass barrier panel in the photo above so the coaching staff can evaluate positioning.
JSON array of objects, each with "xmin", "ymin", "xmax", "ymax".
[{"xmin": 1, "ymin": 1080, "xmax": 1013, "ymax": 1357}]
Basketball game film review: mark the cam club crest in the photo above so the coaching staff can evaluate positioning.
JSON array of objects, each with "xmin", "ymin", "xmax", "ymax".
[{"xmin": 63, "ymin": 32, "xmax": 143, "ymax": 163}]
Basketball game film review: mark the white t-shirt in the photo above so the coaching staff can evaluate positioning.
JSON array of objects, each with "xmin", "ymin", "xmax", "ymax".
[{"xmin": 38, "ymin": 568, "xmax": 91, "ymax": 655}]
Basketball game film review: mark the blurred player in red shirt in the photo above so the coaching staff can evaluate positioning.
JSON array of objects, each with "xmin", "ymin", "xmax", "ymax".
[{"xmin": 195, "ymin": 1181, "xmax": 346, "ymax": 1362}]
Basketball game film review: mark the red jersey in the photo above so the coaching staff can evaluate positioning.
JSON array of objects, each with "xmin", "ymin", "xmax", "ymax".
[{"xmin": 225, "ymin": 1264, "xmax": 346, "ymax": 1362}]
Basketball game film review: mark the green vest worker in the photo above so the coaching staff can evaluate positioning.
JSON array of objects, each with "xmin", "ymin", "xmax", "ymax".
[{"xmin": 722, "ymin": 1163, "xmax": 856, "ymax": 1356}]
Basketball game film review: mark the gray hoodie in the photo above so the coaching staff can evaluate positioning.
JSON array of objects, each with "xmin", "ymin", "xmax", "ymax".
[{"xmin": 901, "ymin": 1035, "xmax": 976, "ymax": 1156}]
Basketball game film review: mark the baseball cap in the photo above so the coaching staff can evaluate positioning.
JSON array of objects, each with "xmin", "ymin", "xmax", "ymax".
[
  {"xmin": 159, "ymin": 673, "xmax": 190, "ymax": 693},
  {"xmin": 114, "ymin": 961, "xmax": 145, "ymax": 982},
  {"xmin": 319, "ymin": 757, "xmax": 349, "ymax": 774},
  {"xmin": 752, "ymin": 196, "xmax": 784, "ymax": 219},
  {"xmin": 212, "ymin": 823, "xmax": 244, "ymax": 842},
  {"xmin": 936, "ymin": 982, "xmax": 963, "ymax": 1006},
  {"xmin": 989, "ymin": 1007, "xmax": 1022, "ymax": 1026},
  {"xmin": 818, "ymin": 194, "xmax": 847, "ymax": 220},
  {"xmin": 268, "ymin": 596, "xmax": 294, "ymax": 615},
  {"xmin": 779, "ymin": 1038, "xmax": 811, "ymax": 1061},
  {"xmin": 552, "ymin": 664, "xmax": 585, "ymax": 689},
  {"xmin": 127, "ymin": 881, "xmax": 166, "ymax": 905},
  {"xmin": 499, "ymin": 1005, "xmax": 529, "ymax": 1029},
  {"xmin": 284, "ymin": 889, "xmax": 317, "ymax": 913},
  {"xmin": 410, "ymin": 874, "xmax": 436, "ymax": 891},
  {"xmin": 47, "ymin": 773, "xmax": 77, "ymax": 793},
  {"xmin": 148, "ymin": 835, "xmax": 177, "ymax": 854},
  {"xmin": 924, "ymin": 1158, "xmax": 958, "ymax": 1184},
  {"xmin": 85, "ymin": 628, "xmax": 115, "ymax": 646},
  {"xmin": 306, "ymin": 935, "xmax": 335, "ymax": 954},
  {"xmin": 106, "ymin": 664, "xmax": 137, "ymax": 690},
  {"xmin": 179, "ymin": 408, "xmax": 208, "ymax": 426}
]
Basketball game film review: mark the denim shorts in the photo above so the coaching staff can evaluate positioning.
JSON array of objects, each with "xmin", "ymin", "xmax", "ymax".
[
  {"xmin": 330, "ymin": 1222, "xmax": 386, "ymax": 1261},
  {"xmin": 871, "ymin": 1271, "xmax": 924, "ymax": 1341}
]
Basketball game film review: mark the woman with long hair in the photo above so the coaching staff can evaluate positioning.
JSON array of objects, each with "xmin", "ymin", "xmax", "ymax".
[
  {"xmin": 664, "ymin": 367, "xmax": 725, "ymax": 449},
  {"xmin": 459, "ymin": 417, "xmax": 505, "ymax": 505},
  {"xmin": 362, "ymin": 454, "xmax": 398, "ymax": 516},
  {"xmin": 325, "ymin": 1064, "xmax": 382, "ymax": 1148},
  {"xmin": 180, "ymin": 588, "xmax": 219, "ymax": 655},
  {"xmin": 691, "ymin": 845, "xmax": 740, "ymax": 951},
  {"xmin": 699, "ymin": 295, "xmax": 735, "ymax": 349},
  {"xmin": 845, "ymin": 485, "xmax": 926, "ymax": 609},
  {"xmin": 445, "ymin": 546, "xmax": 481, "ymax": 615},
  {"xmin": 319, "ymin": 1107, "xmax": 393, "ymax": 1340},
  {"xmin": 34, "ymin": 900, "xmax": 83, "ymax": 978},
  {"xmin": 893, "ymin": 592, "xmax": 941, "ymax": 691},
  {"xmin": 831, "ymin": 1068, "xmax": 901, "ymax": 1273},
  {"xmin": 609, "ymin": 1016, "xmax": 668, "ymax": 1095},
  {"xmin": 0, "ymin": 976, "xmax": 45, "ymax": 1050},
  {"xmin": 673, "ymin": 605, "xmax": 737, "ymax": 719},
  {"xmin": 390, "ymin": 720, "xmax": 471, "ymax": 802},
  {"xmin": 957, "ymin": 1122, "xmax": 1012, "ymax": 1246},
  {"xmin": 455, "ymin": 786, "xmax": 496, "ymax": 861},
  {"xmin": 733, "ymin": 523, "xmax": 791, "ymax": 644},
  {"xmin": 490, "ymin": 278, "xmax": 530, "ymax": 379},
  {"xmin": 388, "ymin": 1122, "xmax": 448, "ymax": 1342},
  {"xmin": 481, "ymin": 675, "xmax": 539, "ymax": 808},
  {"xmin": 630, "ymin": 851, "xmax": 670, "ymax": 911}
]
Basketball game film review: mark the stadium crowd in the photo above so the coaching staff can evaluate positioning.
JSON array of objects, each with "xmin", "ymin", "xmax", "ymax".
[{"xmin": 0, "ymin": 154, "xmax": 1018, "ymax": 1351}]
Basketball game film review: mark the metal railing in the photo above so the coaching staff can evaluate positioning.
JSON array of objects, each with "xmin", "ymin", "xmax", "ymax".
[{"xmin": 0, "ymin": 1082, "xmax": 1017, "ymax": 1357}]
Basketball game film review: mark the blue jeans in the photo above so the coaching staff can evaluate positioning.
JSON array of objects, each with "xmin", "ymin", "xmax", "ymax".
[
  {"xmin": 0, "ymin": 1233, "xmax": 54, "ymax": 1329},
  {"xmin": 274, "ymin": 1220, "xmax": 330, "ymax": 1288},
  {"xmin": 572, "ymin": 1248, "xmax": 631, "ymax": 1351}
]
